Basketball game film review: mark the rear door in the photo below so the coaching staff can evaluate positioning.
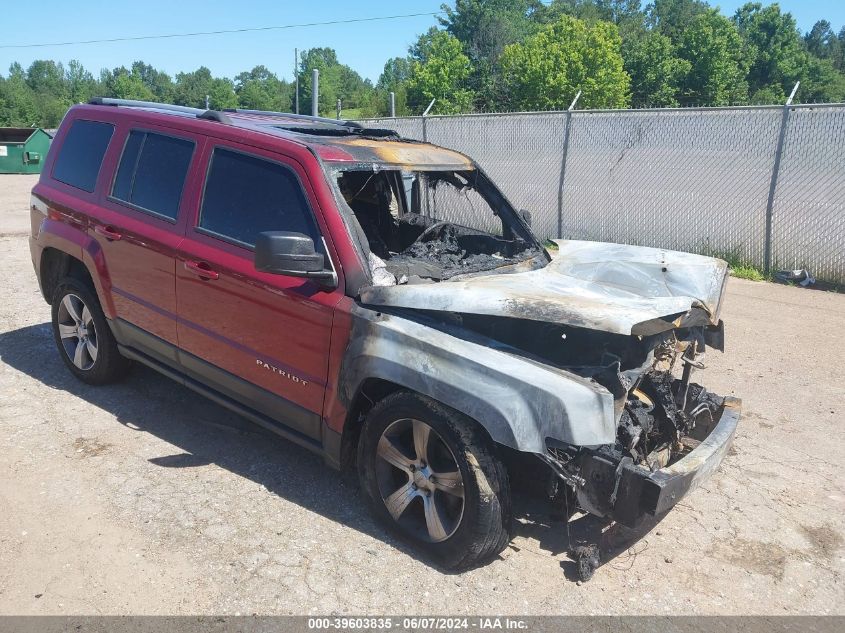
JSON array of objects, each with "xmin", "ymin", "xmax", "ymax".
[
  {"xmin": 89, "ymin": 124, "xmax": 201, "ymax": 362},
  {"xmin": 174, "ymin": 140, "xmax": 340, "ymax": 441}
]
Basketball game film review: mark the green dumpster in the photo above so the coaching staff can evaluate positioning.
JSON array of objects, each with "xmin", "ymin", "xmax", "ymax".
[{"xmin": 0, "ymin": 127, "xmax": 54, "ymax": 174}]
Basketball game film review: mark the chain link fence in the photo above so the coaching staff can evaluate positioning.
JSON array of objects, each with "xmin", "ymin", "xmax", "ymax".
[{"xmin": 358, "ymin": 104, "xmax": 845, "ymax": 284}]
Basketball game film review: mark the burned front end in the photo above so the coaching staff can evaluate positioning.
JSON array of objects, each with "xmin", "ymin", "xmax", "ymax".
[
  {"xmin": 324, "ymin": 143, "xmax": 739, "ymax": 534},
  {"xmin": 428, "ymin": 305, "xmax": 739, "ymax": 528},
  {"xmin": 529, "ymin": 318, "xmax": 740, "ymax": 527}
]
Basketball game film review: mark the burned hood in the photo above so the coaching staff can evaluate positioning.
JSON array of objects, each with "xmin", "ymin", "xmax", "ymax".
[{"xmin": 360, "ymin": 240, "xmax": 729, "ymax": 336}]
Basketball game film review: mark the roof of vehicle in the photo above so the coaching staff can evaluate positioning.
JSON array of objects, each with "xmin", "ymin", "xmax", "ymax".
[{"xmin": 81, "ymin": 98, "xmax": 472, "ymax": 170}]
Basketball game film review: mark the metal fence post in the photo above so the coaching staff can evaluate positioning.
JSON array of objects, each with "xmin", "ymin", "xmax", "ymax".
[
  {"xmin": 422, "ymin": 99, "xmax": 435, "ymax": 142},
  {"xmin": 311, "ymin": 69, "xmax": 319, "ymax": 118},
  {"xmin": 557, "ymin": 91, "xmax": 581, "ymax": 239},
  {"xmin": 764, "ymin": 81, "xmax": 799, "ymax": 274}
]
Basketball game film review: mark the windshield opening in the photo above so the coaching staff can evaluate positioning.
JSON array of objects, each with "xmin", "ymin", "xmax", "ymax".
[{"xmin": 332, "ymin": 166, "xmax": 542, "ymax": 285}]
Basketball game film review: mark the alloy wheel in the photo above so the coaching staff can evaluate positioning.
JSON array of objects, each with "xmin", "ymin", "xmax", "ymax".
[
  {"xmin": 375, "ymin": 418, "xmax": 465, "ymax": 543},
  {"xmin": 56, "ymin": 293, "xmax": 98, "ymax": 371}
]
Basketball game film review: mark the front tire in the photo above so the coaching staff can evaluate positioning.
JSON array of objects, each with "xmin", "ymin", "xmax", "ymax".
[
  {"xmin": 51, "ymin": 277, "xmax": 131, "ymax": 385},
  {"xmin": 358, "ymin": 391, "xmax": 511, "ymax": 570}
]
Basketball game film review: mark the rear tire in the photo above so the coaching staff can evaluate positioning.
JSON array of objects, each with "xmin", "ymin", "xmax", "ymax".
[
  {"xmin": 357, "ymin": 391, "xmax": 511, "ymax": 570},
  {"xmin": 50, "ymin": 277, "xmax": 131, "ymax": 385}
]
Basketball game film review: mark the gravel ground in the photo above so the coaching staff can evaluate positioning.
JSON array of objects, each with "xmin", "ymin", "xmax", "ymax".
[{"xmin": 1, "ymin": 174, "xmax": 843, "ymax": 615}]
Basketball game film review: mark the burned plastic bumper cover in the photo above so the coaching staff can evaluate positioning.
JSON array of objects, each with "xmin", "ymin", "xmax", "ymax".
[{"xmin": 584, "ymin": 396, "xmax": 741, "ymax": 527}]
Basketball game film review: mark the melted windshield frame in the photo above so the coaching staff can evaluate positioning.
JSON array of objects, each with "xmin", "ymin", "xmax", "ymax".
[{"xmin": 326, "ymin": 161, "xmax": 548, "ymax": 285}]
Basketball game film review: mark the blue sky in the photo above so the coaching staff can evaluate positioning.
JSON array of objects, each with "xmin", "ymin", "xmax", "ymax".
[{"xmin": 1, "ymin": 1, "xmax": 843, "ymax": 83}]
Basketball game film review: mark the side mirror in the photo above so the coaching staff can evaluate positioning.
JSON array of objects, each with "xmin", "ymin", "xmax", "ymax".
[
  {"xmin": 519, "ymin": 209, "xmax": 533, "ymax": 227},
  {"xmin": 254, "ymin": 231, "xmax": 336, "ymax": 286}
]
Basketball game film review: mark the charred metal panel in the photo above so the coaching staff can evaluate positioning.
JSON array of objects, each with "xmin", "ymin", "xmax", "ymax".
[
  {"xmin": 309, "ymin": 136, "xmax": 473, "ymax": 169},
  {"xmin": 340, "ymin": 305, "xmax": 618, "ymax": 451},
  {"xmin": 361, "ymin": 240, "xmax": 729, "ymax": 336}
]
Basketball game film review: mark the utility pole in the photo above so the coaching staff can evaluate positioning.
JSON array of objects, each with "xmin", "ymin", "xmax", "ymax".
[
  {"xmin": 312, "ymin": 69, "xmax": 319, "ymax": 117},
  {"xmin": 389, "ymin": 91, "xmax": 396, "ymax": 118},
  {"xmin": 294, "ymin": 48, "xmax": 299, "ymax": 114}
]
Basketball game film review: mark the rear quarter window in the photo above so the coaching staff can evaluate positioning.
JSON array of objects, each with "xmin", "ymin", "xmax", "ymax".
[
  {"xmin": 111, "ymin": 130, "xmax": 195, "ymax": 221},
  {"xmin": 52, "ymin": 120, "xmax": 114, "ymax": 193}
]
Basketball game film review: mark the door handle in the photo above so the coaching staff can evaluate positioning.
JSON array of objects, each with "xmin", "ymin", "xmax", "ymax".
[
  {"xmin": 184, "ymin": 260, "xmax": 219, "ymax": 280},
  {"xmin": 94, "ymin": 225, "xmax": 122, "ymax": 241}
]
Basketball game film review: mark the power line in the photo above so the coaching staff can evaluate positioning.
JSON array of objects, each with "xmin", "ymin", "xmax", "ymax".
[{"xmin": 0, "ymin": 12, "xmax": 445, "ymax": 50}]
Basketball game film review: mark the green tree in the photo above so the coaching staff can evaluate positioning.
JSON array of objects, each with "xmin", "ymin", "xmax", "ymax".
[
  {"xmin": 406, "ymin": 28, "xmax": 475, "ymax": 114},
  {"xmin": 26, "ymin": 60, "xmax": 68, "ymax": 99},
  {"xmin": 208, "ymin": 78, "xmax": 238, "ymax": 110},
  {"xmin": 130, "ymin": 61, "xmax": 174, "ymax": 101},
  {"xmin": 234, "ymin": 65, "xmax": 290, "ymax": 110},
  {"xmin": 295, "ymin": 48, "xmax": 375, "ymax": 116},
  {"xmin": 797, "ymin": 54, "xmax": 845, "ymax": 103},
  {"xmin": 0, "ymin": 63, "xmax": 39, "ymax": 126},
  {"xmin": 373, "ymin": 57, "xmax": 411, "ymax": 115},
  {"xmin": 805, "ymin": 20, "xmax": 840, "ymax": 61},
  {"xmin": 645, "ymin": 0, "xmax": 710, "ymax": 42},
  {"xmin": 338, "ymin": 64, "xmax": 374, "ymax": 112},
  {"xmin": 439, "ymin": 0, "xmax": 542, "ymax": 109},
  {"xmin": 839, "ymin": 27, "xmax": 845, "ymax": 71},
  {"xmin": 677, "ymin": 10, "xmax": 749, "ymax": 105},
  {"xmin": 173, "ymin": 67, "xmax": 215, "ymax": 108},
  {"xmin": 66, "ymin": 60, "xmax": 97, "ymax": 104},
  {"xmin": 111, "ymin": 71, "xmax": 156, "ymax": 101},
  {"xmin": 537, "ymin": 0, "xmax": 607, "ymax": 25},
  {"xmin": 25, "ymin": 60, "xmax": 72, "ymax": 126},
  {"xmin": 439, "ymin": 0, "xmax": 541, "ymax": 61},
  {"xmin": 624, "ymin": 31, "xmax": 690, "ymax": 106},
  {"xmin": 733, "ymin": 3, "xmax": 804, "ymax": 100},
  {"xmin": 377, "ymin": 57, "xmax": 412, "ymax": 91},
  {"xmin": 297, "ymin": 48, "xmax": 341, "ymax": 116},
  {"xmin": 499, "ymin": 15, "xmax": 630, "ymax": 110}
]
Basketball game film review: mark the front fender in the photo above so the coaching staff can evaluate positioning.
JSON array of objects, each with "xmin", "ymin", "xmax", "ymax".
[{"xmin": 341, "ymin": 307, "xmax": 617, "ymax": 453}]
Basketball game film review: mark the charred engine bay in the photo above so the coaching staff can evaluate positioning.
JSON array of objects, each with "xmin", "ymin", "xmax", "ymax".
[{"xmin": 422, "ymin": 311, "xmax": 724, "ymax": 474}]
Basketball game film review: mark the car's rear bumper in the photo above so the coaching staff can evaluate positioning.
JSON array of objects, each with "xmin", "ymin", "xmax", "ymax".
[{"xmin": 590, "ymin": 396, "xmax": 741, "ymax": 527}]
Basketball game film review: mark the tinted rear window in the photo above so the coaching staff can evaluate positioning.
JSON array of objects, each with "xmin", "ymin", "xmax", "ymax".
[
  {"xmin": 52, "ymin": 120, "xmax": 114, "ymax": 192},
  {"xmin": 111, "ymin": 131, "xmax": 194, "ymax": 221},
  {"xmin": 199, "ymin": 148, "xmax": 320, "ymax": 248}
]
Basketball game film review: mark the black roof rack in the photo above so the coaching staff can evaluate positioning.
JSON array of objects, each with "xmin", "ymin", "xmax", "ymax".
[
  {"xmin": 223, "ymin": 109, "xmax": 364, "ymax": 130},
  {"xmin": 87, "ymin": 98, "xmax": 399, "ymax": 139},
  {"xmin": 223, "ymin": 109, "xmax": 403, "ymax": 139},
  {"xmin": 89, "ymin": 97, "xmax": 232, "ymax": 124}
]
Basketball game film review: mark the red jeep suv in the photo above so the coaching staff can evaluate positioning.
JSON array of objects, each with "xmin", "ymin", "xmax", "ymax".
[{"xmin": 30, "ymin": 98, "xmax": 739, "ymax": 578}]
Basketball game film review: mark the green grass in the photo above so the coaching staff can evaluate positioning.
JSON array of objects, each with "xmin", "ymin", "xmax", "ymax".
[
  {"xmin": 729, "ymin": 264, "xmax": 766, "ymax": 281},
  {"xmin": 543, "ymin": 239, "xmax": 559, "ymax": 251},
  {"xmin": 703, "ymin": 248, "xmax": 769, "ymax": 282}
]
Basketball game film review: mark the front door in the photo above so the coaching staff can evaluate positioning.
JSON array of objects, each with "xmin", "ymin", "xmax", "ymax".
[{"xmin": 175, "ymin": 142, "xmax": 340, "ymax": 441}]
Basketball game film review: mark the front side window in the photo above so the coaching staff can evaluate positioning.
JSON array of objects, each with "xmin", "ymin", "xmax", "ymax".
[
  {"xmin": 199, "ymin": 148, "xmax": 321, "ymax": 249},
  {"xmin": 53, "ymin": 120, "xmax": 114, "ymax": 192},
  {"xmin": 111, "ymin": 131, "xmax": 194, "ymax": 221}
]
